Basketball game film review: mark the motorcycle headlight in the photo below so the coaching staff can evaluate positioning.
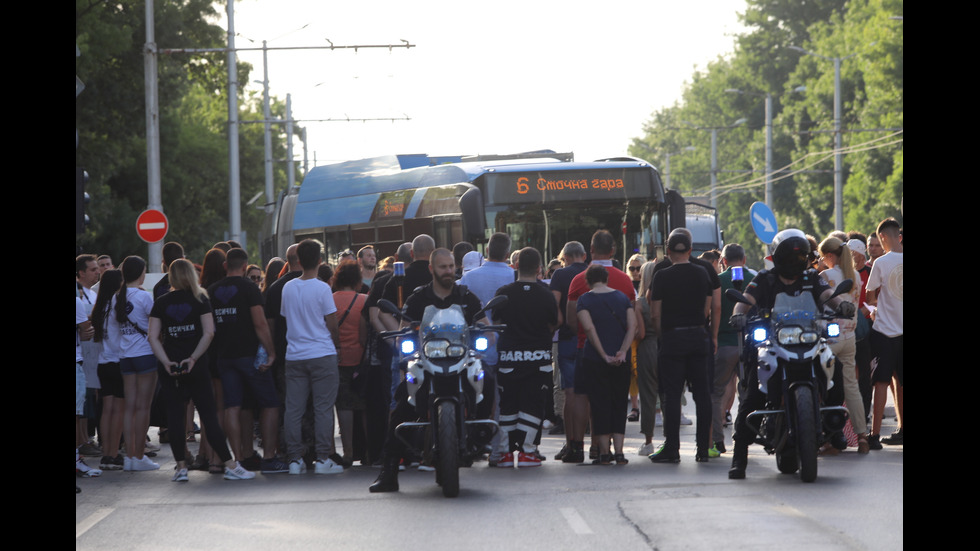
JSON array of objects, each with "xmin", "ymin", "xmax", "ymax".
[
  {"xmin": 826, "ymin": 323, "xmax": 841, "ymax": 338},
  {"xmin": 751, "ymin": 327, "xmax": 768, "ymax": 343},
  {"xmin": 474, "ymin": 336, "xmax": 489, "ymax": 352},
  {"xmin": 800, "ymin": 331, "xmax": 819, "ymax": 344},
  {"xmin": 399, "ymin": 338, "xmax": 416, "ymax": 355},
  {"xmin": 423, "ymin": 339, "xmax": 467, "ymax": 359},
  {"xmin": 776, "ymin": 326, "xmax": 803, "ymax": 345}
]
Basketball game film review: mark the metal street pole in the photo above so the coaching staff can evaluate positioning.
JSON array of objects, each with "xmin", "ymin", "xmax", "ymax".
[
  {"xmin": 226, "ymin": 0, "xmax": 242, "ymax": 245},
  {"xmin": 144, "ymin": 0, "xmax": 162, "ymax": 271}
]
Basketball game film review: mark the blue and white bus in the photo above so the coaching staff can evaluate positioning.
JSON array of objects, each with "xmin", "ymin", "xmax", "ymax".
[{"xmin": 262, "ymin": 151, "xmax": 685, "ymax": 266}]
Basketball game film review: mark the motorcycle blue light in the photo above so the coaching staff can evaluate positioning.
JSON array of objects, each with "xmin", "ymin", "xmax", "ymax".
[
  {"xmin": 400, "ymin": 339, "xmax": 416, "ymax": 355},
  {"xmin": 474, "ymin": 336, "xmax": 489, "ymax": 351},
  {"xmin": 752, "ymin": 327, "xmax": 768, "ymax": 343},
  {"xmin": 405, "ymin": 372, "xmax": 415, "ymax": 384},
  {"xmin": 826, "ymin": 323, "xmax": 841, "ymax": 338}
]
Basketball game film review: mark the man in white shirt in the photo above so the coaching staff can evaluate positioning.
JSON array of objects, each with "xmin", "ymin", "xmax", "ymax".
[{"xmin": 865, "ymin": 218, "xmax": 903, "ymax": 449}]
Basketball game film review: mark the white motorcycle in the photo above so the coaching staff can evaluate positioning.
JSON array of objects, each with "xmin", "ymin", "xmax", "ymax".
[{"xmin": 379, "ymin": 296, "xmax": 505, "ymax": 497}]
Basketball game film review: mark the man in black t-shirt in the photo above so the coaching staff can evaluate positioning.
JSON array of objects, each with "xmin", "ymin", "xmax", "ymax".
[
  {"xmin": 369, "ymin": 248, "xmax": 487, "ymax": 493},
  {"xmin": 208, "ymin": 248, "xmax": 284, "ymax": 473},
  {"xmin": 649, "ymin": 229, "xmax": 713, "ymax": 464},
  {"xmin": 493, "ymin": 248, "xmax": 558, "ymax": 468}
]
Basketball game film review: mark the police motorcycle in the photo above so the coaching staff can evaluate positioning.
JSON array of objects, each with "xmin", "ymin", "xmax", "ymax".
[
  {"xmin": 378, "ymin": 296, "xmax": 506, "ymax": 497},
  {"xmin": 727, "ymin": 279, "xmax": 853, "ymax": 483}
]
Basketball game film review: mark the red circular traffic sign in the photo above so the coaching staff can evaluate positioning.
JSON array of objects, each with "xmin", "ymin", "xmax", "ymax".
[{"xmin": 135, "ymin": 209, "xmax": 169, "ymax": 243}]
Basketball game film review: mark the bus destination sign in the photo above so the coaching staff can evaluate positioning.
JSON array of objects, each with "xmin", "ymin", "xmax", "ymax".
[{"xmin": 488, "ymin": 169, "xmax": 653, "ymax": 205}]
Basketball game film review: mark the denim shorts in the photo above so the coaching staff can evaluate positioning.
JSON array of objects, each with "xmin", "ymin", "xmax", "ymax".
[{"xmin": 120, "ymin": 354, "xmax": 157, "ymax": 376}]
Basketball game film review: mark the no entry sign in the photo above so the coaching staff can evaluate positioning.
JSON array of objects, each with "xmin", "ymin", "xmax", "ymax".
[{"xmin": 136, "ymin": 209, "xmax": 169, "ymax": 243}]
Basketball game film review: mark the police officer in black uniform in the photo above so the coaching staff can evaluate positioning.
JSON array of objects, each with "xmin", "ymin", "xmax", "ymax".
[
  {"xmin": 727, "ymin": 229, "xmax": 855, "ymax": 479},
  {"xmin": 369, "ymin": 248, "xmax": 486, "ymax": 493}
]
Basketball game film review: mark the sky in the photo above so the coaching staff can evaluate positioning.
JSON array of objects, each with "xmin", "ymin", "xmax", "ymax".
[{"xmin": 223, "ymin": 0, "xmax": 748, "ymax": 169}]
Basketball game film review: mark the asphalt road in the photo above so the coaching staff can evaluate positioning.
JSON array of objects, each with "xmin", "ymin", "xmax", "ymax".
[{"xmin": 76, "ymin": 397, "xmax": 902, "ymax": 551}]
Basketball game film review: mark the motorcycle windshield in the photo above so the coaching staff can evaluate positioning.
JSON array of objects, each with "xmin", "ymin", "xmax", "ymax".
[
  {"xmin": 772, "ymin": 292, "xmax": 818, "ymax": 329},
  {"xmin": 420, "ymin": 304, "xmax": 468, "ymax": 346}
]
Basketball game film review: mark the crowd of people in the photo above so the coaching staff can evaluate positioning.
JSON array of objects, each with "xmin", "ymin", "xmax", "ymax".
[{"xmin": 75, "ymin": 218, "xmax": 902, "ymax": 491}]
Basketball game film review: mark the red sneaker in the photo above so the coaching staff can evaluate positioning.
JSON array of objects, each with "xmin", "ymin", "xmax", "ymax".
[
  {"xmin": 517, "ymin": 451, "xmax": 541, "ymax": 467},
  {"xmin": 497, "ymin": 452, "xmax": 515, "ymax": 468}
]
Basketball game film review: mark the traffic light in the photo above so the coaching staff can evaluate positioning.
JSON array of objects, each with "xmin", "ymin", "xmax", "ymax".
[{"xmin": 76, "ymin": 167, "xmax": 90, "ymax": 234}]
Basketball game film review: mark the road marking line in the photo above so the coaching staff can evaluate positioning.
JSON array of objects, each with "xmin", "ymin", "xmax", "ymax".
[
  {"xmin": 76, "ymin": 507, "xmax": 114, "ymax": 539},
  {"xmin": 560, "ymin": 507, "xmax": 593, "ymax": 534}
]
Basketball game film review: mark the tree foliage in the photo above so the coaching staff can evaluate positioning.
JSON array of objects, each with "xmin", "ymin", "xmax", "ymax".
[
  {"xmin": 630, "ymin": 0, "xmax": 902, "ymax": 268},
  {"xmin": 76, "ymin": 0, "xmax": 298, "ymax": 264}
]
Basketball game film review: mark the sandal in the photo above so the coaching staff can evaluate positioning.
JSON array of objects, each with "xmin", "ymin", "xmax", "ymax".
[
  {"xmin": 857, "ymin": 434, "xmax": 870, "ymax": 454},
  {"xmin": 627, "ymin": 408, "xmax": 639, "ymax": 422},
  {"xmin": 614, "ymin": 453, "xmax": 629, "ymax": 465},
  {"xmin": 592, "ymin": 454, "xmax": 612, "ymax": 465}
]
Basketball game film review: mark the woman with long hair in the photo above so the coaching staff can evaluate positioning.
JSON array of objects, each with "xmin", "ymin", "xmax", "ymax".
[
  {"xmin": 148, "ymin": 259, "xmax": 254, "ymax": 481},
  {"xmin": 107, "ymin": 256, "xmax": 159, "ymax": 471},
  {"xmin": 818, "ymin": 236, "xmax": 870, "ymax": 454},
  {"xmin": 194, "ymin": 248, "xmax": 227, "ymax": 471},
  {"xmin": 262, "ymin": 257, "xmax": 285, "ymax": 294},
  {"xmin": 92, "ymin": 269, "xmax": 125, "ymax": 470},
  {"xmin": 331, "ymin": 261, "xmax": 369, "ymax": 466},
  {"xmin": 634, "ymin": 260, "xmax": 660, "ymax": 456}
]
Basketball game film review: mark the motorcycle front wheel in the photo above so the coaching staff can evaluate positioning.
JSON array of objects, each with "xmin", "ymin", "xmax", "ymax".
[
  {"xmin": 437, "ymin": 403, "xmax": 460, "ymax": 497},
  {"xmin": 793, "ymin": 386, "xmax": 818, "ymax": 483}
]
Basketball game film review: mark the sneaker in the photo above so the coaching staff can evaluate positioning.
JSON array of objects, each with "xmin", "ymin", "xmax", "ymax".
[
  {"xmin": 417, "ymin": 462, "xmax": 435, "ymax": 472},
  {"xmin": 100, "ymin": 455, "xmax": 124, "ymax": 471},
  {"xmin": 79, "ymin": 442, "xmax": 102, "ymax": 456},
  {"xmin": 487, "ymin": 453, "xmax": 502, "ymax": 467},
  {"xmin": 868, "ymin": 434, "xmax": 883, "ymax": 451},
  {"xmin": 648, "ymin": 445, "xmax": 680, "ymax": 464},
  {"xmin": 881, "ymin": 428, "xmax": 903, "ymax": 445},
  {"xmin": 241, "ymin": 452, "xmax": 262, "ymax": 471},
  {"xmin": 561, "ymin": 449, "xmax": 585, "ymax": 464},
  {"xmin": 172, "ymin": 468, "xmax": 189, "ymax": 482},
  {"xmin": 130, "ymin": 456, "xmax": 160, "ymax": 471},
  {"xmin": 288, "ymin": 459, "xmax": 307, "ymax": 474},
  {"xmin": 554, "ymin": 444, "xmax": 568, "ymax": 461},
  {"xmin": 260, "ymin": 457, "xmax": 290, "ymax": 474},
  {"xmin": 76, "ymin": 458, "xmax": 103, "ymax": 478},
  {"xmin": 144, "ymin": 440, "xmax": 161, "ymax": 453},
  {"xmin": 517, "ymin": 452, "xmax": 541, "ymax": 467},
  {"xmin": 224, "ymin": 461, "xmax": 256, "ymax": 480},
  {"xmin": 708, "ymin": 445, "xmax": 721, "ymax": 458},
  {"xmin": 680, "ymin": 413, "xmax": 693, "ymax": 426},
  {"xmin": 713, "ymin": 440, "xmax": 727, "ymax": 454},
  {"xmin": 637, "ymin": 442, "xmax": 655, "ymax": 456},
  {"xmin": 497, "ymin": 452, "xmax": 515, "ymax": 468},
  {"xmin": 123, "ymin": 456, "xmax": 133, "ymax": 471},
  {"xmin": 329, "ymin": 453, "xmax": 353, "ymax": 469},
  {"xmin": 313, "ymin": 458, "xmax": 344, "ymax": 475}
]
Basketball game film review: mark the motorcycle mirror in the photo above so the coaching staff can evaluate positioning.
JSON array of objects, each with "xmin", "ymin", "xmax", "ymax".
[
  {"xmin": 475, "ymin": 295, "xmax": 508, "ymax": 322},
  {"xmin": 726, "ymin": 288, "xmax": 750, "ymax": 305},
  {"xmin": 826, "ymin": 279, "xmax": 854, "ymax": 301},
  {"xmin": 378, "ymin": 299, "xmax": 410, "ymax": 323}
]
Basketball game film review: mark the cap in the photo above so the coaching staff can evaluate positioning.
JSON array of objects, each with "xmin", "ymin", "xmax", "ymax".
[
  {"xmin": 462, "ymin": 251, "xmax": 484, "ymax": 274},
  {"xmin": 846, "ymin": 239, "xmax": 866, "ymax": 256},
  {"xmin": 667, "ymin": 229, "xmax": 692, "ymax": 253}
]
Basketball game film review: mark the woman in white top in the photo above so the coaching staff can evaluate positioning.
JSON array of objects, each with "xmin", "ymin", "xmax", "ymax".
[
  {"xmin": 818, "ymin": 236, "xmax": 869, "ymax": 453},
  {"xmin": 107, "ymin": 256, "xmax": 160, "ymax": 471}
]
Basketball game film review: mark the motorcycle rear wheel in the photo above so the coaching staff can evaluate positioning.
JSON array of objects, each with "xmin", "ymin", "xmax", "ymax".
[
  {"xmin": 437, "ymin": 403, "xmax": 460, "ymax": 497},
  {"xmin": 794, "ymin": 386, "xmax": 818, "ymax": 483}
]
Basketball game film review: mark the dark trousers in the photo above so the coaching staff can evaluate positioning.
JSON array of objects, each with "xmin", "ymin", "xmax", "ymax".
[
  {"xmin": 158, "ymin": 358, "xmax": 231, "ymax": 464},
  {"xmin": 659, "ymin": 328, "xmax": 711, "ymax": 454}
]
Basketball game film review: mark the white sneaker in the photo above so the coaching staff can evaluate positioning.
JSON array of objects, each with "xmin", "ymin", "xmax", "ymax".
[
  {"xmin": 76, "ymin": 458, "xmax": 103, "ymax": 478},
  {"xmin": 123, "ymin": 456, "xmax": 133, "ymax": 471},
  {"xmin": 224, "ymin": 461, "xmax": 255, "ymax": 480},
  {"xmin": 144, "ymin": 441, "xmax": 161, "ymax": 453},
  {"xmin": 680, "ymin": 413, "xmax": 693, "ymax": 426},
  {"xmin": 637, "ymin": 443, "xmax": 655, "ymax": 456},
  {"xmin": 131, "ymin": 456, "xmax": 160, "ymax": 471},
  {"xmin": 314, "ymin": 458, "xmax": 344, "ymax": 475},
  {"xmin": 172, "ymin": 468, "xmax": 189, "ymax": 482},
  {"xmin": 288, "ymin": 459, "xmax": 307, "ymax": 475}
]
